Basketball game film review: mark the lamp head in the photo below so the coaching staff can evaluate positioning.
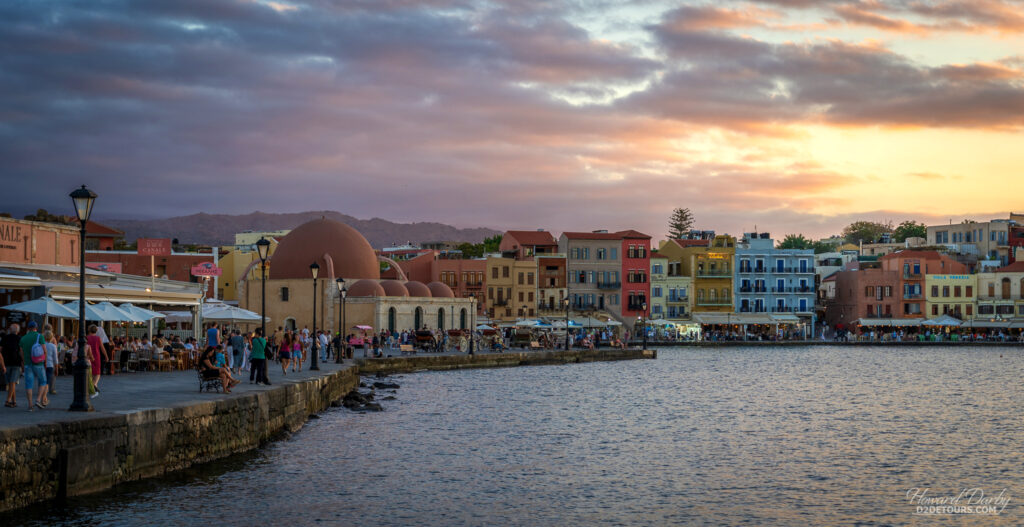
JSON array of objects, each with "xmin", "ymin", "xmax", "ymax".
[
  {"xmin": 336, "ymin": 277, "xmax": 346, "ymax": 297},
  {"xmin": 69, "ymin": 185, "xmax": 97, "ymax": 223},
  {"xmin": 310, "ymin": 262, "xmax": 320, "ymax": 279},
  {"xmin": 256, "ymin": 237, "xmax": 270, "ymax": 262}
]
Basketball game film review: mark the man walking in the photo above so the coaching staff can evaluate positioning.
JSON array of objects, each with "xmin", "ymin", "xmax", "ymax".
[
  {"xmin": 2, "ymin": 323, "xmax": 22, "ymax": 407},
  {"xmin": 249, "ymin": 328, "xmax": 269, "ymax": 385}
]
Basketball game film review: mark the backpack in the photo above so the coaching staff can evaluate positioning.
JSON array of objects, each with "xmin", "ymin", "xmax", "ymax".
[{"xmin": 30, "ymin": 334, "xmax": 46, "ymax": 364}]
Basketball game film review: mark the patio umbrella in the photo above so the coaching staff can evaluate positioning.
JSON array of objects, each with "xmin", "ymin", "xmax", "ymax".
[
  {"xmin": 353, "ymin": 324, "xmax": 373, "ymax": 331},
  {"xmin": 64, "ymin": 300, "xmax": 110, "ymax": 321},
  {"xmin": 119, "ymin": 303, "xmax": 166, "ymax": 321},
  {"xmin": 1, "ymin": 297, "xmax": 78, "ymax": 318},
  {"xmin": 476, "ymin": 324, "xmax": 495, "ymax": 331},
  {"xmin": 95, "ymin": 301, "xmax": 147, "ymax": 322},
  {"xmin": 922, "ymin": 314, "xmax": 963, "ymax": 327},
  {"xmin": 160, "ymin": 311, "xmax": 194, "ymax": 324},
  {"xmin": 203, "ymin": 305, "xmax": 266, "ymax": 323}
]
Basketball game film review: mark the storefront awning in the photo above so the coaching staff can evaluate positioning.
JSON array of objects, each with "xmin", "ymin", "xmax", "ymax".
[
  {"xmin": 856, "ymin": 318, "xmax": 924, "ymax": 327},
  {"xmin": 0, "ymin": 270, "xmax": 42, "ymax": 289},
  {"xmin": 692, "ymin": 313, "xmax": 809, "ymax": 325},
  {"xmin": 962, "ymin": 319, "xmax": 1012, "ymax": 329},
  {"xmin": 47, "ymin": 285, "xmax": 202, "ymax": 307}
]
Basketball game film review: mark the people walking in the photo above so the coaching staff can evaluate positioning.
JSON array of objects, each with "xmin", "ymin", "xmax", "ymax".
[
  {"xmin": 3, "ymin": 323, "xmax": 22, "ymax": 408},
  {"xmin": 278, "ymin": 331, "xmax": 292, "ymax": 373},
  {"xmin": 250, "ymin": 328, "xmax": 270, "ymax": 385},
  {"xmin": 230, "ymin": 330, "xmax": 244, "ymax": 375},
  {"xmin": 19, "ymin": 321, "xmax": 47, "ymax": 410}
]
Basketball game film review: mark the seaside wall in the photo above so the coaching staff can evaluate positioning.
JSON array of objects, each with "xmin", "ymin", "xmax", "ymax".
[
  {"xmin": 0, "ymin": 366, "xmax": 359, "ymax": 513},
  {"xmin": 354, "ymin": 347, "xmax": 657, "ymax": 374}
]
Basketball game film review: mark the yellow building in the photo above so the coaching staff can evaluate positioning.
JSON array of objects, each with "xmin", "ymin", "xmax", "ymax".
[
  {"xmin": 659, "ymin": 235, "xmax": 735, "ymax": 313},
  {"xmin": 925, "ymin": 274, "xmax": 977, "ymax": 320},
  {"xmin": 485, "ymin": 256, "xmax": 538, "ymax": 321},
  {"xmin": 976, "ymin": 262, "xmax": 1024, "ymax": 320},
  {"xmin": 219, "ymin": 236, "xmax": 281, "ymax": 302}
]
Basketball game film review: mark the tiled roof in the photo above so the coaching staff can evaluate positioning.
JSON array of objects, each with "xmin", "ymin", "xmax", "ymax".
[
  {"xmin": 505, "ymin": 230, "xmax": 557, "ymax": 246},
  {"xmin": 878, "ymin": 250, "xmax": 944, "ymax": 260},
  {"xmin": 563, "ymin": 230, "xmax": 651, "ymax": 240},
  {"xmin": 671, "ymin": 238, "xmax": 711, "ymax": 248},
  {"xmin": 85, "ymin": 220, "xmax": 124, "ymax": 237},
  {"xmin": 994, "ymin": 261, "xmax": 1024, "ymax": 273}
]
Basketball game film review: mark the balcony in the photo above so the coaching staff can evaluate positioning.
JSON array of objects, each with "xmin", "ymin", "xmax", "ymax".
[
  {"xmin": 696, "ymin": 272, "xmax": 732, "ymax": 278},
  {"xmin": 903, "ymin": 272, "xmax": 923, "ymax": 279},
  {"xmin": 903, "ymin": 293, "xmax": 922, "ymax": 300},
  {"xmin": 597, "ymin": 282, "xmax": 621, "ymax": 290},
  {"xmin": 464, "ymin": 282, "xmax": 483, "ymax": 289},
  {"xmin": 667, "ymin": 296, "xmax": 689, "ymax": 304},
  {"xmin": 696, "ymin": 300, "xmax": 732, "ymax": 306},
  {"xmin": 492, "ymin": 299, "xmax": 509, "ymax": 307}
]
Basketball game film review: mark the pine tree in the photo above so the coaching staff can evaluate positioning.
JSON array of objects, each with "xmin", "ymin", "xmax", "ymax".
[{"xmin": 667, "ymin": 208, "xmax": 695, "ymax": 239}]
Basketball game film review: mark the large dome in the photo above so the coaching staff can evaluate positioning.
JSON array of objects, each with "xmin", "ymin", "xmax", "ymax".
[
  {"xmin": 347, "ymin": 279, "xmax": 385, "ymax": 297},
  {"xmin": 269, "ymin": 218, "xmax": 380, "ymax": 280},
  {"xmin": 427, "ymin": 281, "xmax": 455, "ymax": 298}
]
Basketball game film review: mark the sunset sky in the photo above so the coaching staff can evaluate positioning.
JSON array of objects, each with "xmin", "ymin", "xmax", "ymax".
[{"xmin": 2, "ymin": 0, "xmax": 1022, "ymax": 240}]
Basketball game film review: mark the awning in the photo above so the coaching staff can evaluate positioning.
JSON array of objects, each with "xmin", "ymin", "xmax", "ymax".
[
  {"xmin": 855, "ymin": 318, "xmax": 923, "ymax": 327},
  {"xmin": 0, "ymin": 270, "xmax": 42, "ymax": 289},
  {"xmin": 922, "ymin": 314, "xmax": 963, "ymax": 327},
  {"xmin": 692, "ymin": 313, "xmax": 773, "ymax": 325},
  {"xmin": 1010, "ymin": 320, "xmax": 1024, "ymax": 330},
  {"xmin": 963, "ymin": 319, "xmax": 1011, "ymax": 329},
  {"xmin": 48, "ymin": 285, "xmax": 201, "ymax": 306},
  {"xmin": 770, "ymin": 313, "xmax": 802, "ymax": 323}
]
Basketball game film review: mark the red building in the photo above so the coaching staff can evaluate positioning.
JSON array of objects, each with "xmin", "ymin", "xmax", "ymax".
[
  {"xmin": 826, "ymin": 267, "xmax": 901, "ymax": 327},
  {"xmin": 84, "ymin": 220, "xmax": 124, "ymax": 251},
  {"xmin": 620, "ymin": 230, "xmax": 652, "ymax": 319},
  {"xmin": 878, "ymin": 250, "xmax": 967, "ymax": 318},
  {"xmin": 1009, "ymin": 226, "xmax": 1024, "ymax": 263},
  {"xmin": 381, "ymin": 251, "xmax": 488, "ymax": 314},
  {"xmin": 86, "ymin": 250, "xmax": 219, "ymax": 298},
  {"xmin": 499, "ymin": 230, "xmax": 558, "ymax": 259}
]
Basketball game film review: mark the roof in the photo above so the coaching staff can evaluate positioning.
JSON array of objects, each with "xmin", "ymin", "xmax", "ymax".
[
  {"xmin": 671, "ymin": 238, "xmax": 712, "ymax": 248},
  {"xmin": 85, "ymin": 220, "xmax": 124, "ymax": 237},
  {"xmin": 562, "ymin": 230, "xmax": 651, "ymax": 240},
  {"xmin": 994, "ymin": 261, "xmax": 1024, "ymax": 273},
  {"xmin": 878, "ymin": 250, "xmax": 944, "ymax": 260},
  {"xmin": 504, "ymin": 230, "xmax": 557, "ymax": 246}
]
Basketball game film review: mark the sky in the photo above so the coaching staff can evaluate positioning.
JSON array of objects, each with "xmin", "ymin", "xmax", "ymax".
[{"xmin": 2, "ymin": 0, "xmax": 1022, "ymax": 241}]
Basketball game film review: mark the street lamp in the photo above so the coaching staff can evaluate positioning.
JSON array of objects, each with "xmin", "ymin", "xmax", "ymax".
[
  {"xmin": 256, "ymin": 237, "xmax": 270, "ymax": 341},
  {"xmin": 309, "ymin": 262, "xmax": 320, "ymax": 371},
  {"xmin": 336, "ymin": 278, "xmax": 346, "ymax": 363},
  {"xmin": 641, "ymin": 301, "xmax": 648, "ymax": 350},
  {"xmin": 69, "ymin": 185, "xmax": 96, "ymax": 412},
  {"xmin": 468, "ymin": 293, "xmax": 475, "ymax": 355},
  {"xmin": 563, "ymin": 297, "xmax": 570, "ymax": 350}
]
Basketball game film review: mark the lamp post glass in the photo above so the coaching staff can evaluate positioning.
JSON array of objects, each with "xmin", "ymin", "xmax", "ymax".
[
  {"xmin": 69, "ymin": 185, "xmax": 97, "ymax": 412},
  {"xmin": 309, "ymin": 262, "xmax": 319, "ymax": 370}
]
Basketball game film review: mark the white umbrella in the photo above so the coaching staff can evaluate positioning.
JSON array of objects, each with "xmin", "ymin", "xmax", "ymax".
[
  {"xmin": 922, "ymin": 314, "xmax": 963, "ymax": 327},
  {"xmin": 161, "ymin": 311, "xmax": 194, "ymax": 324},
  {"xmin": 1, "ymin": 297, "xmax": 78, "ymax": 318},
  {"xmin": 95, "ymin": 301, "xmax": 146, "ymax": 322},
  {"xmin": 64, "ymin": 301, "xmax": 108, "ymax": 321},
  {"xmin": 475, "ymin": 324, "xmax": 495, "ymax": 331},
  {"xmin": 203, "ymin": 305, "xmax": 267, "ymax": 323},
  {"xmin": 119, "ymin": 303, "xmax": 165, "ymax": 320}
]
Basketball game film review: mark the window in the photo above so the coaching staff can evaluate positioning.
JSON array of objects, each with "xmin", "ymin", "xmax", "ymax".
[
  {"xmin": 775, "ymin": 259, "xmax": 784, "ymax": 272},
  {"xmin": 966, "ymin": 286, "xmax": 973, "ymax": 297},
  {"xmin": 492, "ymin": 267, "xmax": 498, "ymax": 279},
  {"xmin": 503, "ymin": 266, "xmax": 510, "ymax": 278},
  {"xmin": 527, "ymin": 273, "xmax": 534, "ymax": 285},
  {"xmin": 610, "ymin": 248, "xmax": 617, "ymax": 260},
  {"xmin": 967, "ymin": 305, "xmax": 973, "ymax": 316},
  {"xmin": 596, "ymin": 248, "xmax": 606, "ymax": 260},
  {"xmin": 518, "ymin": 272, "xmax": 524, "ymax": 285},
  {"xmin": 528, "ymin": 292, "xmax": 534, "ymax": 302},
  {"xmin": 653, "ymin": 286, "xmax": 663, "ymax": 298},
  {"xmin": 979, "ymin": 305, "xmax": 994, "ymax": 315},
  {"xmin": 884, "ymin": 286, "xmax": 892, "ymax": 297},
  {"xmin": 518, "ymin": 291, "xmax": 524, "ymax": 302},
  {"xmin": 653, "ymin": 263, "xmax": 663, "ymax": 275},
  {"xmin": 628, "ymin": 245, "xmax": 636, "ymax": 258},
  {"xmin": 932, "ymin": 305, "xmax": 939, "ymax": 316},
  {"xmin": 942, "ymin": 286, "xmax": 950, "ymax": 297},
  {"xmin": 954, "ymin": 286, "xmax": 961, "ymax": 297},
  {"xmin": 488, "ymin": 287, "xmax": 494, "ymax": 300},
  {"xmin": 280, "ymin": 287, "xmax": 289, "ymax": 301},
  {"xmin": 931, "ymin": 286, "xmax": 939, "ymax": 297}
]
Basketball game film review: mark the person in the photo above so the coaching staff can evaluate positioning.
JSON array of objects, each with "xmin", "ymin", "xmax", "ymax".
[
  {"xmin": 292, "ymin": 331, "xmax": 304, "ymax": 372},
  {"xmin": 3, "ymin": 323, "xmax": 22, "ymax": 408},
  {"xmin": 278, "ymin": 332, "xmax": 292, "ymax": 373},
  {"xmin": 230, "ymin": 330, "xmax": 245, "ymax": 375},
  {"xmin": 249, "ymin": 328, "xmax": 269, "ymax": 385},
  {"xmin": 44, "ymin": 329, "xmax": 58, "ymax": 400},
  {"xmin": 199, "ymin": 346, "xmax": 238, "ymax": 393},
  {"xmin": 213, "ymin": 345, "xmax": 228, "ymax": 368},
  {"xmin": 318, "ymin": 330, "xmax": 329, "ymax": 361},
  {"xmin": 207, "ymin": 322, "xmax": 220, "ymax": 348},
  {"xmin": 19, "ymin": 321, "xmax": 47, "ymax": 410},
  {"xmin": 86, "ymin": 325, "xmax": 108, "ymax": 397}
]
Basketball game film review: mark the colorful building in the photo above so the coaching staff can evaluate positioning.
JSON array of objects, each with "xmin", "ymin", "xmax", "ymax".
[
  {"xmin": 500, "ymin": 230, "xmax": 559, "ymax": 259},
  {"xmin": 975, "ymin": 262, "xmax": 1024, "ymax": 320},
  {"xmin": 927, "ymin": 218, "xmax": 1016, "ymax": 266},
  {"xmin": 559, "ymin": 229, "xmax": 651, "ymax": 327},
  {"xmin": 650, "ymin": 255, "xmax": 692, "ymax": 321},
  {"xmin": 924, "ymin": 274, "xmax": 976, "ymax": 320},
  {"xmin": 688, "ymin": 235, "xmax": 735, "ymax": 313},
  {"xmin": 826, "ymin": 266, "xmax": 901, "ymax": 327},
  {"xmin": 485, "ymin": 255, "xmax": 537, "ymax": 321},
  {"xmin": 734, "ymin": 232, "xmax": 815, "ymax": 318},
  {"xmin": 878, "ymin": 250, "xmax": 968, "ymax": 319},
  {"xmin": 535, "ymin": 254, "xmax": 566, "ymax": 315}
]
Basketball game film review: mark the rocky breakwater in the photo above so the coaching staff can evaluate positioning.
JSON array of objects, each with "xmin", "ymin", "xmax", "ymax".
[
  {"xmin": 0, "ymin": 366, "xmax": 359, "ymax": 513},
  {"xmin": 333, "ymin": 374, "xmax": 402, "ymax": 413},
  {"xmin": 355, "ymin": 347, "xmax": 657, "ymax": 375}
]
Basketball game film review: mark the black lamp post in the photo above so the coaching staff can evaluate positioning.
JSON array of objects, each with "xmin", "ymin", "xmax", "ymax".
[
  {"xmin": 309, "ymin": 262, "xmax": 320, "ymax": 371},
  {"xmin": 468, "ymin": 293, "xmax": 475, "ymax": 355},
  {"xmin": 336, "ymin": 278, "xmax": 346, "ymax": 363},
  {"xmin": 641, "ymin": 301, "xmax": 648, "ymax": 350},
  {"xmin": 563, "ymin": 297, "xmax": 570, "ymax": 350},
  {"xmin": 69, "ymin": 185, "xmax": 96, "ymax": 412},
  {"xmin": 256, "ymin": 237, "xmax": 270, "ymax": 341}
]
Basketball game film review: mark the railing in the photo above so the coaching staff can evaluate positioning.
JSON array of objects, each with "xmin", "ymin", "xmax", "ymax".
[
  {"xmin": 667, "ymin": 296, "xmax": 689, "ymax": 303},
  {"xmin": 492, "ymin": 299, "xmax": 509, "ymax": 307},
  {"xmin": 696, "ymin": 272, "xmax": 732, "ymax": 278},
  {"xmin": 903, "ymin": 272, "xmax": 923, "ymax": 279},
  {"xmin": 696, "ymin": 300, "xmax": 732, "ymax": 306},
  {"xmin": 903, "ymin": 293, "xmax": 922, "ymax": 300},
  {"xmin": 597, "ymin": 282, "xmax": 621, "ymax": 290}
]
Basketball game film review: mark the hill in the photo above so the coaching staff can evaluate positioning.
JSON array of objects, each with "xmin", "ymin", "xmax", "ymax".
[{"xmin": 101, "ymin": 211, "xmax": 500, "ymax": 248}]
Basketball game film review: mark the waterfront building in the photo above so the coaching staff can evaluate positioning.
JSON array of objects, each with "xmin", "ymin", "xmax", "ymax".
[
  {"xmin": 860, "ymin": 237, "xmax": 926, "ymax": 257},
  {"xmin": 927, "ymin": 217, "xmax": 1017, "ymax": 266},
  {"xmin": 650, "ymin": 255, "xmax": 692, "ymax": 322},
  {"xmin": 975, "ymin": 262, "xmax": 1024, "ymax": 321},
  {"xmin": 84, "ymin": 220, "xmax": 125, "ymax": 251},
  {"xmin": 499, "ymin": 230, "xmax": 559, "ymax": 259},
  {"xmin": 535, "ymin": 254, "xmax": 566, "ymax": 315},
  {"xmin": 924, "ymin": 274, "xmax": 977, "ymax": 320},
  {"xmin": 559, "ymin": 230, "xmax": 651, "ymax": 327},
  {"xmin": 734, "ymin": 233, "xmax": 815, "ymax": 320},
  {"xmin": 485, "ymin": 255, "xmax": 537, "ymax": 321},
  {"xmin": 825, "ymin": 264, "xmax": 901, "ymax": 327},
  {"xmin": 685, "ymin": 235, "xmax": 735, "ymax": 314},
  {"xmin": 219, "ymin": 235, "xmax": 281, "ymax": 302},
  {"xmin": 1009, "ymin": 225, "xmax": 1024, "ymax": 263},
  {"xmin": 241, "ymin": 218, "xmax": 474, "ymax": 333},
  {"xmin": 87, "ymin": 247, "xmax": 219, "ymax": 299},
  {"xmin": 382, "ymin": 250, "xmax": 487, "ymax": 315},
  {"xmin": 878, "ymin": 250, "xmax": 968, "ymax": 319}
]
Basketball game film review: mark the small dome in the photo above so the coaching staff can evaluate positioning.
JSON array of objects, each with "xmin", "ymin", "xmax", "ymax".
[
  {"xmin": 380, "ymin": 280, "xmax": 409, "ymax": 297},
  {"xmin": 269, "ymin": 218, "xmax": 380, "ymax": 280},
  {"xmin": 427, "ymin": 281, "xmax": 455, "ymax": 298},
  {"xmin": 405, "ymin": 281, "xmax": 433, "ymax": 297},
  {"xmin": 348, "ymin": 279, "xmax": 385, "ymax": 297}
]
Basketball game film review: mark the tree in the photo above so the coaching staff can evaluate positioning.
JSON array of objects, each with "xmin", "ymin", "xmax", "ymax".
[
  {"xmin": 893, "ymin": 220, "xmax": 927, "ymax": 242},
  {"xmin": 777, "ymin": 234, "xmax": 811, "ymax": 250},
  {"xmin": 811, "ymin": 241, "xmax": 835, "ymax": 254},
  {"xmin": 841, "ymin": 220, "xmax": 893, "ymax": 245},
  {"xmin": 482, "ymin": 235, "xmax": 502, "ymax": 253},
  {"xmin": 667, "ymin": 208, "xmax": 695, "ymax": 239},
  {"xmin": 457, "ymin": 242, "xmax": 483, "ymax": 258}
]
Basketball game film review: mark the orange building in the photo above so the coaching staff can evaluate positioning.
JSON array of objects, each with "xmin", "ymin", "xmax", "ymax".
[{"xmin": 878, "ymin": 250, "xmax": 968, "ymax": 318}]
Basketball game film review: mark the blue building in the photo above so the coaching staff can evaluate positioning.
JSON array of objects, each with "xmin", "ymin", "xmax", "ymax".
[{"xmin": 734, "ymin": 233, "xmax": 816, "ymax": 333}]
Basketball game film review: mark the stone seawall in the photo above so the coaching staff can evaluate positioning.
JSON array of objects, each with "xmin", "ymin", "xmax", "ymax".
[
  {"xmin": 0, "ymin": 366, "xmax": 359, "ymax": 513},
  {"xmin": 354, "ymin": 348, "xmax": 657, "ymax": 375}
]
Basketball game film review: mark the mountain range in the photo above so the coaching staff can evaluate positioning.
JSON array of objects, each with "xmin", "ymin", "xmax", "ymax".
[{"xmin": 101, "ymin": 211, "xmax": 501, "ymax": 248}]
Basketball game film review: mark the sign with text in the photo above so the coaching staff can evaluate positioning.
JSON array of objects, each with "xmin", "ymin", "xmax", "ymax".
[
  {"xmin": 137, "ymin": 238, "xmax": 171, "ymax": 256},
  {"xmin": 0, "ymin": 219, "xmax": 26, "ymax": 261},
  {"xmin": 86, "ymin": 262, "xmax": 123, "ymax": 273},
  {"xmin": 191, "ymin": 261, "xmax": 222, "ymax": 277}
]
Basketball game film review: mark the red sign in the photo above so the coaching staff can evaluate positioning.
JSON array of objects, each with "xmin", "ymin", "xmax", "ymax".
[
  {"xmin": 138, "ymin": 238, "xmax": 172, "ymax": 256},
  {"xmin": 86, "ymin": 262, "xmax": 123, "ymax": 273},
  {"xmin": 191, "ymin": 261, "xmax": 222, "ymax": 277}
]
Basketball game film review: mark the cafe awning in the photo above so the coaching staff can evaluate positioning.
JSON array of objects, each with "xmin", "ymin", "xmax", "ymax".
[
  {"xmin": 856, "ymin": 318, "xmax": 924, "ymax": 327},
  {"xmin": 963, "ymin": 319, "xmax": 1011, "ymax": 329},
  {"xmin": 47, "ymin": 285, "xmax": 201, "ymax": 306},
  {"xmin": 922, "ymin": 314, "xmax": 963, "ymax": 327},
  {"xmin": 0, "ymin": 269, "xmax": 42, "ymax": 289}
]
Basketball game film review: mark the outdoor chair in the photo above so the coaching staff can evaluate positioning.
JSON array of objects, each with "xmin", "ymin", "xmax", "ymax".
[
  {"xmin": 196, "ymin": 362, "xmax": 223, "ymax": 393},
  {"xmin": 125, "ymin": 351, "xmax": 140, "ymax": 372}
]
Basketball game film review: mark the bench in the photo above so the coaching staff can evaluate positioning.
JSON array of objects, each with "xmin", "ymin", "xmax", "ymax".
[
  {"xmin": 400, "ymin": 344, "xmax": 414, "ymax": 355},
  {"xmin": 529, "ymin": 341, "xmax": 542, "ymax": 350},
  {"xmin": 196, "ymin": 363, "xmax": 223, "ymax": 393}
]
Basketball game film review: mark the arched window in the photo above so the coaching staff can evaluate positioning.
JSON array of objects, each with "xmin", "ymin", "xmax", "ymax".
[
  {"xmin": 438, "ymin": 308, "xmax": 445, "ymax": 330},
  {"xmin": 414, "ymin": 307, "xmax": 423, "ymax": 330},
  {"xmin": 284, "ymin": 317, "xmax": 296, "ymax": 331},
  {"xmin": 709, "ymin": 289, "xmax": 717, "ymax": 301},
  {"xmin": 1002, "ymin": 277, "xmax": 1011, "ymax": 299},
  {"xmin": 460, "ymin": 308, "xmax": 467, "ymax": 329},
  {"xmin": 388, "ymin": 307, "xmax": 397, "ymax": 333}
]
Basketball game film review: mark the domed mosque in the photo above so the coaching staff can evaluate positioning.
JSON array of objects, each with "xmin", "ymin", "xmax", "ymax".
[{"xmin": 243, "ymin": 217, "xmax": 476, "ymax": 338}]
